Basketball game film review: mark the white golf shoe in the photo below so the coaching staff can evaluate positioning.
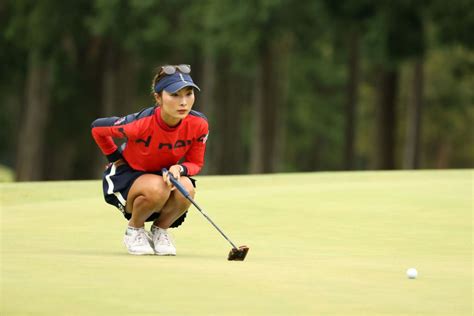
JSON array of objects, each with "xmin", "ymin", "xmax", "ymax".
[
  {"xmin": 123, "ymin": 227, "xmax": 155, "ymax": 255},
  {"xmin": 151, "ymin": 226, "xmax": 176, "ymax": 256}
]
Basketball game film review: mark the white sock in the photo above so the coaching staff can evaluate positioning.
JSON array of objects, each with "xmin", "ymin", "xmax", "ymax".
[
  {"xmin": 126, "ymin": 226, "xmax": 143, "ymax": 235},
  {"xmin": 151, "ymin": 224, "xmax": 163, "ymax": 233}
]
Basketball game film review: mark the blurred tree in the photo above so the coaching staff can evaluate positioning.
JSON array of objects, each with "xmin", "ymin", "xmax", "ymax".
[
  {"xmin": 87, "ymin": 0, "xmax": 149, "ymax": 173},
  {"xmin": 364, "ymin": 1, "xmax": 425, "ymax": 169},
  {"xmin": 430, "ymin": 0, "xmax": 474, "ymax": 49},
  {"xmin": 422, "ymin": 47, "xmax": 474, "ymax": 168},
  {"xmin": 0, "ymin": 0, "xmax": 472, "ymax": 180},
  {"xmin": 197, "ymin": 0, "xmax": 294, "ymax": 174},
  {"xmin": 403, "ymin": 59, "xmax": 424, "ymax": 169},
  {"xmin": 374, "ymin": 66, "xmax": 398, "ymax": 169},
  {"xmin": 428, "ymin": 0, "xmax": 474, "ymax": 168},
  {"xmin": 251, "ymin": 6, "xmax": 293, "ymax": 174},
  {"xmin": 284, "ymin": 1, "xmax": 346, "ymax": 172},
  {"xmin": 401, "ymin": 3, "xmax": 426, "ymax": 170},
  {"xmin": 323, "ymin": 0, "xmax": 375, "ymax": 170},
  {"xmin": 190, "ymin": 1, "xmax": 251, "ymax": 174},
  {"xmin": 6, "ymin": 0, "xmax": 69, "ymax": 180},
  {"xmin": 0, "ymin": 1, "xmax": 25, "ymax": 170}
]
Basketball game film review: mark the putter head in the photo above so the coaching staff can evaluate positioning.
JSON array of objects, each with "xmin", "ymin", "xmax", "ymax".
[{"xmin": 228, "ymin": 246, "xmax": 249, "ymax": 261}]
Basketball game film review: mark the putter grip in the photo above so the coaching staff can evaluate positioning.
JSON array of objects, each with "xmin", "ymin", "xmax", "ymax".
[{"xmin": 162, "ymin": 168, "xmax": 190, "ymax": 198}]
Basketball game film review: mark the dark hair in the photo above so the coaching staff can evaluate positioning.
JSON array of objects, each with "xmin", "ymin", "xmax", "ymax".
[{"xmin": 151, "ymin": 66, "xmax": 167, "ymax": 96}]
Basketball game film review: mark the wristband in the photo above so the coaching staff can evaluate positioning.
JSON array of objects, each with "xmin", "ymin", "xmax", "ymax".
[
  {"xmin": 179, "ymin": 164, "xmax": 188, "ymax": 176},
  {"xmin": 106, "ymin": 150, "xmax": 123, "ymax": 163}
]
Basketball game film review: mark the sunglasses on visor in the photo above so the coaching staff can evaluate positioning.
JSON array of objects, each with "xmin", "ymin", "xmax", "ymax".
[{"xmin": 161, "ymin": 64, "xmax": 191, "ymax": 75}]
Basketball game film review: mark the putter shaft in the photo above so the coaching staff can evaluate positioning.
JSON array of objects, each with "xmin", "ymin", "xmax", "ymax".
[
  {"xmin": 187, "ymin": 198, "xmax": 239, "ymax": 249},
  {"xmin": 163, "ymin": 169, "xmax": 239, "ymax": 249}
]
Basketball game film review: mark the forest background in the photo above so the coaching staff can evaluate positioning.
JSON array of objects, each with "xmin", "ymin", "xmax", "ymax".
[{"xmin": 0, "ymin": 0, "xmax": 472, "ymax": 181}]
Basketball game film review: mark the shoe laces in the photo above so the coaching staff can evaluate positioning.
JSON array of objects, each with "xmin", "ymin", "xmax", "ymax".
[
  {"xmin": 156, "ymin": 230, "xmax": 172, "ymax": 246},
  {"xmin": 133, "ymin": 230, "xmax": 151, "ymax": 246}
]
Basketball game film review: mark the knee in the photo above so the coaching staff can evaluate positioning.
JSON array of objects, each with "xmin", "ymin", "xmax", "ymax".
[
  {"xmin": 142, "ymin": 182, "xmax": 170, "ymax": 206},
  {"xmin": 186, "ymin": 182, "xmax": 195, "ymax": 198},
  {"xmin": 174, "ymin": 180, "xmax": 195, "ymax": 203}
]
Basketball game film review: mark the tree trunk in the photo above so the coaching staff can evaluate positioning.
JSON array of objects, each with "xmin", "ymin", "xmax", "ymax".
[
  {"xmin": 374, "ymin": 67, "xmax": 399, "ymax": 170},
  {"xmin": 15, "ymin": 53, "xmax": 52, "ymax": 181},
  {"xmin": 253, "ymin": 46, "xmax": 277, "ymax": 173},
  {"xmin": 212, "ymin": 57, "xmax": 245, "ymax": 174},
  {"xmin": 403, "ymin": 59, "xmax": 423, "ymax": 169},
  {"xmin": 261, "ymin": 44, "xmax": 278, "ymax": 173},
  {"xmin": 344, "ymin": 30, "xmax": 360, "ymax": 170},
  {"xmin": 435, "ymin": 141, "xmax": 451, "ymax": 168},
  {"xmin": 222, "ymin": 74, "xmax": 244, "ymax": 174},
  {"xmin": 250, "ymin": 36, "xmax": 291, "ymax": 173},
  {"xmin": 199, "ymin": 48, "xmax": 217, "ymax": 174},
  {"xmin": 1, "ymin": 92, "xmax": 22, "ymax": 167},
  {"xmin": 92, "ymin": 42, "xmax": 122, "ymax": 175},
  {"xmin": 273, "ymin": 35, "xmax": 291, "ymax": 173},
  {"xmin": 102, "ymin": 43, "xmax": 120, "ymax": 117},
  {"xmin": 117, "ymin": 54, "xmax": 138, "ymax": 115},
  {"xmin": 250, "ymin": 63, "xmax": 264, "ymax": 173},
  {"xmin": 46, "ymin": 142, "xmax": 77, "ymax": 180},
  {"xmin": 77, "ymin": 36, "xmax": 105, "ymax": 179}
]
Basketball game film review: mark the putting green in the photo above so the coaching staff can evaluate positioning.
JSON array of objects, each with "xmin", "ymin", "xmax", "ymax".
[{"xmin": 1, "ymin": 170, "xmax": 472, "ymax": 315}]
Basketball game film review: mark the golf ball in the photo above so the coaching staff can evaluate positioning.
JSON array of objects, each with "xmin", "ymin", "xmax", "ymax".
[{"xmin": 406, "ymin": 268, "xmax": 418, "ymax": 279}]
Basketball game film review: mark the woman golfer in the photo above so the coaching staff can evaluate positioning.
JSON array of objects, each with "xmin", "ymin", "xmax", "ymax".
[{"xmin": 91, "ymin": 64, "xmax": 208, "ymax": 255}]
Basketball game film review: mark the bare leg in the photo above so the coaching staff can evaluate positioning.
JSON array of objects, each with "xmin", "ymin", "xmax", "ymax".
[
  {"xmin": 126, "ymin": 174, "xmax": 171, "ymax": 228},
  {"xmin": 153, "ymin": 177, "xmax": 195, "ymax": 229}
]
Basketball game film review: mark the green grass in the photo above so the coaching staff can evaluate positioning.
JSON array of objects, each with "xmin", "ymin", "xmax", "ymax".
[{"xmin": 1, "ymin": 170, "xmax": 472, "ymax": 315}]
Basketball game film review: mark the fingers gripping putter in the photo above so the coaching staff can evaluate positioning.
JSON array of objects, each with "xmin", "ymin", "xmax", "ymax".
[{"xmin": 162, "ymin": 169, "xmax": 249, "ymax": 261}]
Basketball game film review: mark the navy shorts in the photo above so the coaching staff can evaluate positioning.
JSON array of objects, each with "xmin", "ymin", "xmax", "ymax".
[{"xmin": 102, "ymin": 163, "xmax": 195, "ymax": 228}]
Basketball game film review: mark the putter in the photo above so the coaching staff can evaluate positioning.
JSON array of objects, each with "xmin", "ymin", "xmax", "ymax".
[{"xmin": 162, "ymin": 168, "xmax": 249, "ymax": 261}]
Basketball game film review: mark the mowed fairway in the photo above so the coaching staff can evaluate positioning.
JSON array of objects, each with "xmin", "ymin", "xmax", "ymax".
[{"xmin": 1, "ymin": 170, "xmax": 472, "ymax": 315}]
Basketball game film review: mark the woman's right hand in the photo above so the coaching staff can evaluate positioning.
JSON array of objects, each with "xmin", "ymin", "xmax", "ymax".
[
  {"xmin": 113, "ymin": 158, "xmax": 126, "ymax": 167},
  {"xmin": 105, "ymin": 158, "xmax": 125, "ymax": 170}
]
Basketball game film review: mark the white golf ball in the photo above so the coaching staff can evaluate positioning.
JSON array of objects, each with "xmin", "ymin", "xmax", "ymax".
[{"xmin": 406, "ymin": 268, "xmax": 418, "ymax": 279}]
